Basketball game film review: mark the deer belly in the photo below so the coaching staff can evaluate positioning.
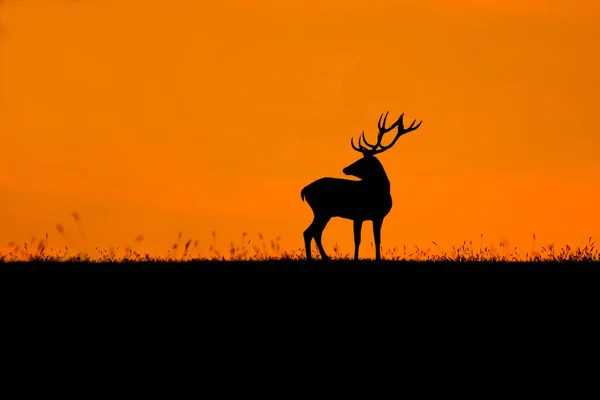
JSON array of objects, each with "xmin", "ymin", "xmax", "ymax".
[
  {"xmin": 304, "ymin": 178, "xmax": 391, "ymax": 220},
  {"xmin": 328, "ymin": 193, "xmax": 392, "ymax": 220}
]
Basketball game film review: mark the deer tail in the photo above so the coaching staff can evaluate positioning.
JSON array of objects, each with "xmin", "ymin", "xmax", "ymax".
[{"xmin": 301, "ymin": 186, "xmax": 308, "ymax": 202}]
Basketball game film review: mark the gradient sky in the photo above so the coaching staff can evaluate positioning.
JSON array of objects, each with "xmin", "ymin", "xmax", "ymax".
[{"xmin": 1, "ymin": 0, "xmax": 599, "ymax": 258}]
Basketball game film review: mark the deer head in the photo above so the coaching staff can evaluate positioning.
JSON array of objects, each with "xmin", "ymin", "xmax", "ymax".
[{"xmin": 343, "ymin": 111, "xmax": 422, "ymax": 180}]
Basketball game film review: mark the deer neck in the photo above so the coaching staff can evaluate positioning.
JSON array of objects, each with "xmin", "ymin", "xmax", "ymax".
[{"xmin": 363, "ymin": 172, "xmax": 390, "ymax": 193}]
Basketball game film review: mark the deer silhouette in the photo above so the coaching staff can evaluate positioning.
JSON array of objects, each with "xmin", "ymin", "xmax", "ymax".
[{"xmin": 301, "ymin": 111, "xmax": 422, "ymax": 261}]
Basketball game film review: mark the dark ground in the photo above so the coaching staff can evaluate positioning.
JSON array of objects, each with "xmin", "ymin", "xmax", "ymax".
[
  {"xmin": 4, "ymin": 260, "xmax": 597, "ymax": 307},
  {"xmin": 2, "ymin": 259, "xmax": 599, "ymax": 271}
]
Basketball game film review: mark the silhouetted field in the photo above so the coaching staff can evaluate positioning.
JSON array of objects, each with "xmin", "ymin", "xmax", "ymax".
[
  {"xmin": 2, "ymin": 224, "xmax": 599, "ymax": 270},
  {"xmin": 2, "ymin": 259, "xmax": 600, "ymax": 272}
]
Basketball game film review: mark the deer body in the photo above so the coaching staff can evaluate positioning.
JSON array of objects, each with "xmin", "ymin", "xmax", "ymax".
[
  {"xmin": 301, "ymin": 111, "xmax": 422, "ymax": 261},
  {"xmin": 301, "ymin": 177, "xmax": 392, "ymax": 221}
]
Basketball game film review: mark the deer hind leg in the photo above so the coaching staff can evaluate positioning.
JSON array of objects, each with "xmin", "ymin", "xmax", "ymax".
[
  {"xmin": 313, "ymin": 216, "xmax": 331, "ymax": 261},
  {"xmin": 303, "ymin": 220, "xmax": 315, "ymax": 261},
  {"xmin": 304, "ymin": 215, "xmax": 330, "ymax": 261}
]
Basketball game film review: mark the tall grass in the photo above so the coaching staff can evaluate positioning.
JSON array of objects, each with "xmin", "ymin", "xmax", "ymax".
[
  {"xmin": 1, "ymin": 231, "xmax": 598, "ymax": 263},
  {"xmin": 1, "ymin": 213, "xmax": 597, "ymax": 262}
]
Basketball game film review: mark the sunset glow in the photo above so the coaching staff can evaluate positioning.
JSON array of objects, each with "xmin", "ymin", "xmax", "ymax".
[{"xmin": 1, "ymin": 0, "xmax": 599, "ymax": 259}]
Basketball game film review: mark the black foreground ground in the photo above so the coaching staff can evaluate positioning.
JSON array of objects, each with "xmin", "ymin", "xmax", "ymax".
[{"xmin": 2, "ymin": 259, "xmax": 600, "ymax": 271}]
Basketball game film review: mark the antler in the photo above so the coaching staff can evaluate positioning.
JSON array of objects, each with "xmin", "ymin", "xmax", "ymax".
[{"xmin": 351, "ymin": 111, "xmax": 422, "ymax": 156}]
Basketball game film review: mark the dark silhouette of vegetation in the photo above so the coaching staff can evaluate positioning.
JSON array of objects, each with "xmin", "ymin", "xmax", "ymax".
[
  {"xmin": 2, "ymin": 231, "xmax": 599, "ymax": 270},
  {"xmin": 2, "ymin": 216, "xmax": 599, "ymax": 270},
  {"xmin": 3, "ymin": 228, "xmax": 598, "ymax": 265}
]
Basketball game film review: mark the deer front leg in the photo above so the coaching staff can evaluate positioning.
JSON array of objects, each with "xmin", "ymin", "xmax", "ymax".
[
  {"xmin": 373, "ymin": 219, "xmax": 383, "ymax": 261},
  {"xmin": 353, "ymin": 220, "xmax": 363, "ymax": 261}
]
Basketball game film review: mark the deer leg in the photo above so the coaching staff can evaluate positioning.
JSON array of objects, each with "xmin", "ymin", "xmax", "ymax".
[
  {"xmin": 313, "ymin": 216, "xmax": 331, "ymax": 261},
  {"xmin": 353, "ymin": 220, "xmax": 363, "ymax": 261},
  {"xmin": 373, "ymin": 219, "xmax": 383, "ymax": 261},
  {"xmin": 303, "ymin": 219, "xmax": 317, "ymax": 261}
]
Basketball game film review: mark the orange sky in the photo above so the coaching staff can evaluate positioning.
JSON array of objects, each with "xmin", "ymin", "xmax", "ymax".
[{"xmin": 1, "ymin": 0, "xmax": 599, "ymax": 258}]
